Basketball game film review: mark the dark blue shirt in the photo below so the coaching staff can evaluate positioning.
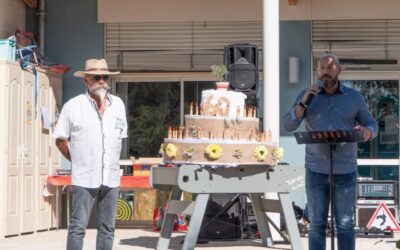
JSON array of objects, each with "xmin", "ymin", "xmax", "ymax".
[{"xmin": 283, "ymin": 83, "xmax": 378, "ymax": 174}]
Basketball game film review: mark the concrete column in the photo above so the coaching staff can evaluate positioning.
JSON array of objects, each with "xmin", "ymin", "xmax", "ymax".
[
  {"xmin": 263, "ymin": 0, "xmax": 282, "ymax": 242},
  {"xmin": 263, "ymin": 0, "xmax": 280, "ymax": 142}
]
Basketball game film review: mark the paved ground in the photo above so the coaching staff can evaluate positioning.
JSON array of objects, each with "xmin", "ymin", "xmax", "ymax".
[{"xmin": 1, "ymin": 228, "xmax": 400, "ymax": 250}]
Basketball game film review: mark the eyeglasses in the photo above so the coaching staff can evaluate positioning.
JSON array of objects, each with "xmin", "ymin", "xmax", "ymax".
[{"xmin": 92, "ymin": 75, "xmax": 109, "ymax": 81}]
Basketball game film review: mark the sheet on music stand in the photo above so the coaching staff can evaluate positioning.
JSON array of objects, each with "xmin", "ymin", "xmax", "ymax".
[{"xmin": 294, "ymin": 129, "xmax": 364, "ymax": 144}]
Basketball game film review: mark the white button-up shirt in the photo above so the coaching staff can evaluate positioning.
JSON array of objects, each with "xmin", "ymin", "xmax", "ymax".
[{"xmin": 53, "ymin": 92, "xmax": 128, "ymax": 188}]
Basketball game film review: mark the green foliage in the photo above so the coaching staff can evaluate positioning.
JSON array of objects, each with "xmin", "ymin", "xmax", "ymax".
[
  {"xmin": 210, "ymin": 64, "xmax": 228, "ymax": 81},
  {"xmin": 128, "ymin": 83, "xmax": 180, "ymax": 157}
]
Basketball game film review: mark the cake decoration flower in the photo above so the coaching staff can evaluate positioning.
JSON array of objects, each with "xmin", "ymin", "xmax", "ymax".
[
  {"xmin": 272, "ymin": 147, "xmax": 284, "ymax": 161},
  {"xmin": 189, "ymin": 123, "xmax": 198, "ymax": 138},
  {"xmin": 254, "ymin": 145, "xmax": 268, "ymax": 162},
  {"xmin": 165, "ymin": 143, "xmax": 178, "ymax": 158},
  {"xmin": 205, "ymin": 144, "xmax": 222, "ymax": 160},
  {"xmin": 183, "ymin": 147, "xmax": 194, "ymax": 160},
  {"xmin": 233, "ymin": 149, "xmax": 243, "ymax": 159},
  {"xmin": 159, "ymin": 143, "xmax": 165, "ymax": 156}
]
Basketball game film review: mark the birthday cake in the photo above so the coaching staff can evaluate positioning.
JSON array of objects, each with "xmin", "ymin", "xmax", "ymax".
[{"xmin": 161, "ymin": 89, "xmax": 282, "ymax": 166}]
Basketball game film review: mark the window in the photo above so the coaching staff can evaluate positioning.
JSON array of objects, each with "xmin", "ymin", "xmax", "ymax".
[
  {"xmin": 340, "ymin": 79, "xmax": 399, "ymax": 181},
  {"xmin": 115, "ymin": 79, "xmax": 215, "ymax": 158},
  {"xmin": 342, "ymin": 80, "xmax": 399, "ymax": 160}
]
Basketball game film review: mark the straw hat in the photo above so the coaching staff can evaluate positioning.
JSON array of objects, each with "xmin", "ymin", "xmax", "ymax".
[{"xmin": 74, "ymin": 58, "xmax": 120, "ymax": 78}]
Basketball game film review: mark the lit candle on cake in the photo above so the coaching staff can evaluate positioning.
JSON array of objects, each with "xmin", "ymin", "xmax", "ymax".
[
  {"xmin": 185, "ymin": 128, "xmax": 189, "ymax": 139},
  {"xmin": 175, "ymin": 128, "xmax": 179, "ymax": 139},
  {"xmin": 189, "ymin": 102, "xmax": 193, "ymax": 115},
  {"xmin": 168, "ymin": 126, "xmax": 172, "ymax": 139},
  {"xmin": 196, "ymin": 103, "xmax": 199, "ymax": 115},
  {"xmin": 178, "ymin": 127, "xmax": 183, "ymax": 139}
]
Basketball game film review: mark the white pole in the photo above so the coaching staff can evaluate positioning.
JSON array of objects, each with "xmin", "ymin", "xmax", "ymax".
[
  {"xmin": 263, "ymin": 0, "xmax": 280, "ymax": 142},
  {"xmin": 263, "ymin": 0, "xmax": 281, "ymax": 243}
]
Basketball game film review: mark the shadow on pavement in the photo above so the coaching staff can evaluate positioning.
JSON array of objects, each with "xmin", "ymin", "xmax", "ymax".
[{"xmin": 118, "ymin": 235, "xmax": 288, "ymax": 249}]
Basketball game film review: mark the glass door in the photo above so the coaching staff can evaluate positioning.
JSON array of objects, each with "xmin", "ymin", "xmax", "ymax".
[
  {"xmin": 117, "ymin": 81, "xmax": 181, "ymax": 158},
  {"xmin": 114, "ymin": 78, "xmax": 216, "ymax": 159}
]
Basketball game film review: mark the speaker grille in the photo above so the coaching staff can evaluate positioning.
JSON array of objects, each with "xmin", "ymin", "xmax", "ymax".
[{"xmin": 224, "ymin": 44, "xmax": 259, "ymax": 93}]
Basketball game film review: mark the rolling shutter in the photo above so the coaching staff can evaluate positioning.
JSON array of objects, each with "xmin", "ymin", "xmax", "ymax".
[
  {"xmin": 312, "ymin": 20, "xmax": 400, "ymax": 61},
  {"xmin": 105, "ymin": 21, "xmax": 263, "ymax": 71}
]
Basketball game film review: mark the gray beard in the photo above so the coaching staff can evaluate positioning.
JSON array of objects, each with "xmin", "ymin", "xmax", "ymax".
[{"xmin": 93, "ymin": 88, "xmax": 108, "ymax": 101}]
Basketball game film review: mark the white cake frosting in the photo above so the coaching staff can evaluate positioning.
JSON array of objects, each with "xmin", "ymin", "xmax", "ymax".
[
  {"xmin": 201, "ymin": 90, "xmax": 247, "ymax": 117},
  {"xmin": 162, "ymin": 89, "xmax": 280, "ymax": 166}
]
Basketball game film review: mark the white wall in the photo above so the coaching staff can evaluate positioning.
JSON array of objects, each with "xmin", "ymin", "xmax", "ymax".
[
  {"xmin": 0, "ymin": 0, "xmax": 25, "ymax": 38},
  {"xmin": 280, "ymin": 0, "xmax": 400, "ymax": 20},
  {"xmin": 98, "ymin": 0, "xmax": 262, "ymax": 23},
  {"xmin": 99, "ymin": 0, "xmax": 400, "ymax": 23}
]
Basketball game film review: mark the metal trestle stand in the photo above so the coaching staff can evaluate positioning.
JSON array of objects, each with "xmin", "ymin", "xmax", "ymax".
[
  {"xmin": 151, "ymin": 164, "xmax": 306, "ymax": 250},
  {"xmin": 294, "ymin": 129, "xmax": 364, "ymax": 250}
]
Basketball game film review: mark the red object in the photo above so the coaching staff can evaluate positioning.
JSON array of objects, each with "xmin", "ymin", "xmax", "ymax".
[
  {"xmin": 152, "ymin": 206, "xmax": 187, "ymax": 232},
  {"xmin": 41, "ymin": 64, "xmax": 71, "ymax": 74},
  {"xmin": 47, "ymin": 175, "xmax": 150, "ymax": 189},
  {"xmin": 153, "ymin": 207, "xmax": 164, "ymax": 231}
]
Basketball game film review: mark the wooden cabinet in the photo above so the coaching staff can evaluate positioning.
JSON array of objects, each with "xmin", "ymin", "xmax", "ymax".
[{"xmin": 0, "ymin": 60, "xmax": 62, "ymax": 237}]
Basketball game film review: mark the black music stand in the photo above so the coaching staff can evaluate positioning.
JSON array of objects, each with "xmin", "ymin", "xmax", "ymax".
[{"xmin": 294, "ymin": 129, "xmax": 364, "ymax": 250}]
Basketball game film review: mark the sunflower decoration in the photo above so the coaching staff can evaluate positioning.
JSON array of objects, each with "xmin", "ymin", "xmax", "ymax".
[
  {"xmin": 272, "ymin": 147, "xmax": 284, "ymax": 161},
  {"xmin": 205, "ymin": 144, "xmax": 222, "ymax": 160},
  {"xmin": 159, "ymin": 143, "xmax": 165, "ymax": 156},
  {"xmin": 165, "ymin": 143, "xmax": 178, "ymax": 158},
  {"xmin": 183, "ymin": 147, "xmax": 194, "ymax": 160},
  {"xmin": 254, "ymin": 145, "xmax": 268, "ymax": 162}
]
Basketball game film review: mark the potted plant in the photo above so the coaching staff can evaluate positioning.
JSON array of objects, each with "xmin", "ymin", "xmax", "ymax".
[{"xmin": 210, "ymin": 64, "xmax": 229, "ymax": 91}]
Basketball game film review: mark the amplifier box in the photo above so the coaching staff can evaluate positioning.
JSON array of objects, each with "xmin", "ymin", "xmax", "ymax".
[
  {"xmin": 355, "ymin": 204, "xmax": 398, "ymax": 228},
  {"xmin": 199, "ymin": 216, "xmax": 241, "ymax": 240},
  {"xmin": 357, "ymin": 181, "xmax": 396, "ymax": 199}
]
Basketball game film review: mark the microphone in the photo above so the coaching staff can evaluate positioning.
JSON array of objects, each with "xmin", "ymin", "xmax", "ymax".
[{"xmin": 305, "ymin": 80, "xmax": 323, "ymax": 106}]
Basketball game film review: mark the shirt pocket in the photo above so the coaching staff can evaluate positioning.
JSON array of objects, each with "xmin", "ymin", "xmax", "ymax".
[
  {"xmin": 114, "ymin": 116, "xmax": 125, "ymax": 138},
  {"xmin": 70, "ymin": 120, "xmax": 88, "ymax": 142}
]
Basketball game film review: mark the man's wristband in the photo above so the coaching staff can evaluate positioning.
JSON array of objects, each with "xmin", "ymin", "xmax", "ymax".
[{"xmin": 297, "ymin": 101, "xmax": 307, "ymax": 109}]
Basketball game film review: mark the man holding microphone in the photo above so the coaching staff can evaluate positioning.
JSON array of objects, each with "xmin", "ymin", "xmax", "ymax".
[{"xmin": 283, "ymin": 54, "xmax": 377, "ymax": 250}]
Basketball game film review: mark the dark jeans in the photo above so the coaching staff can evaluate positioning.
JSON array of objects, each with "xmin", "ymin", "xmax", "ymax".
[
  {"xmin": 306, "ymin": 169, "xmax": 356, "ymax": 250},
  {"xmin": 67, "ymin": 185, "xmax": 119, "ymax": 250}
]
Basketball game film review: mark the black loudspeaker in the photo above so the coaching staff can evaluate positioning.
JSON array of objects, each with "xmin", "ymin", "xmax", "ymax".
[
  {"xmin": 224, "ymin": 44, "xmax": 259, "ymax": 93},
  {"xmin": 199, "ymin": 194, "xmax": 243, "ymax": 240}
]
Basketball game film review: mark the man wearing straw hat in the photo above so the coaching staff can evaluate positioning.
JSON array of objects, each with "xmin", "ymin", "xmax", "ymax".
[{"xmin": 54, "ymin": 58, "xmax": 127, "ymax": 250}]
